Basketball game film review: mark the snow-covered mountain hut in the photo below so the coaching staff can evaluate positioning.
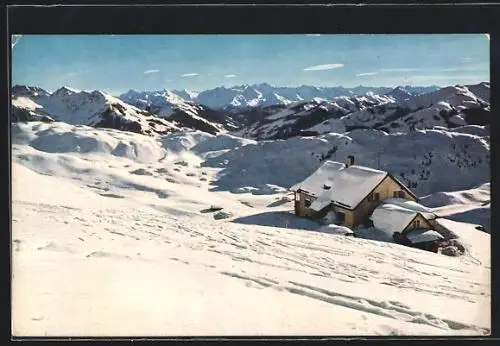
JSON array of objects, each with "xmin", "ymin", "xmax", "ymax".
[{"xmin": 290, "ymin": 157, "xmax": 417, "ymax": 228}]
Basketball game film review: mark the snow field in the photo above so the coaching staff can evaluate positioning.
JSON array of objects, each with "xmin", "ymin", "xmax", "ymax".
[{"xmin": 11, "ymin": 122, "xmax": 490, "ymax": 336}]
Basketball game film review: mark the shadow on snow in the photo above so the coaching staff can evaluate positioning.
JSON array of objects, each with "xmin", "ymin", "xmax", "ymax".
[{"xmin": 231, "ymin": 211, "xmax": 322, "ymax": 231}]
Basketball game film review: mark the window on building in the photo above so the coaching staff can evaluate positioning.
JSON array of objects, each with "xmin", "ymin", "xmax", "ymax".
[
  {"xmin": 393, "ymin": 190, "xmax": 406, "ymax": 198},
  {"xmin": 368, "ymin": 192, "xmax": 380, "ymax": 202},
  {"xmin": 414, "ymin": 220, "xmax": 420, "ymax": 228},
  {"xmin": 336, "ymin": 212, "xmax": 345, "ymax": 223},
  {"xmin": 305, "ymin": 198, "xmax": 312, "ymax": 207}
]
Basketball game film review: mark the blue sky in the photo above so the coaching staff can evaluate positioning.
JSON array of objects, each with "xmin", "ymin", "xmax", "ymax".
[{"xmin": 11, "ymin": 34, "xmax": 489, "ymax": 94}]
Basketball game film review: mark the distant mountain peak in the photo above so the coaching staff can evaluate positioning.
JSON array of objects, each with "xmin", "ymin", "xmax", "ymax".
[
  {"xmin": 256, "ymin": 82, "xmax": 272, "ymax": 88},
  {"xmin": 11, "ymin": 85, "xmax": 51, "ymax": 98},
  {"xmin": 53, "ymin": 86, "xmax": 80, "ymax": 96}
]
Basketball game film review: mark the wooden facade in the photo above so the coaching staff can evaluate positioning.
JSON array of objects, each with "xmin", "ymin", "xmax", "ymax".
[
  {"xmin": 400, "ymin": 215, "xmax": 444, "ymax": 253},
  {"xmin": 401, "ymin": 213, "xmax": 434, "ymax": 235}
]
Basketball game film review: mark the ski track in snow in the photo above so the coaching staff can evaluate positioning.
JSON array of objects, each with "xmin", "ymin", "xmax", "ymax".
[{"xmin": 13, "ymin": 196, "xmax": 489, "ymax": 335}]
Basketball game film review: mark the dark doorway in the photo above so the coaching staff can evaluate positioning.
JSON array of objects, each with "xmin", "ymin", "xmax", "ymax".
[{"xmin": 335, "ymin": 212, "xmax": 346, "ymax": 224}]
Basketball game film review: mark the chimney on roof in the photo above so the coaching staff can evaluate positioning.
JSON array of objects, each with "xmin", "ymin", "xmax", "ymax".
[{"xmin": 345, "ymin": 155, "xmax": 354, "ymax": 168}]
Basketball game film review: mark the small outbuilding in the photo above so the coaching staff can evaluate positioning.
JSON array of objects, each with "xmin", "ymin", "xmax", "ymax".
[{"xmin": 370, "ymin": 200, "xmax": 445, "ymax": 252}]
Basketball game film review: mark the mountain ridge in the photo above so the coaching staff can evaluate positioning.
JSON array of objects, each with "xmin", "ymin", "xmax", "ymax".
[{"xmin": 11, "ymin": 82, "xmax": 490, "ymax": 140}]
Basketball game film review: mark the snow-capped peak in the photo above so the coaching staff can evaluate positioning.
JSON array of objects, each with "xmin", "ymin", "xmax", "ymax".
[
  {"xmin": 177, "ymin": 89, "xmax": 199, "ymax": 100},
  {"xmin": 386, "ymin": 86, "xmax": 413, "ymax": 103},
  {"xmin": 161, "ymin": 89, "xmax": 186, "ymax": 103},
  {"xmin": 11, "ymin": 85, "xmax": 51, "ymax": 98},
  {"xmin": 52, "ymin": 86, "xmax": 80, "ymax": 96}
]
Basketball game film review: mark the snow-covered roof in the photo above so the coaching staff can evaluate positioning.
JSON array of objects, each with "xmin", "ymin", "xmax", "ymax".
[
  {"xmin": 382, "ymin": 198, "xmax": 437, "ymax": 219},
  {"xmin": 405, "ymin": 229, "xmax": 444, "ymax": 244},
  {"xmin": 290, "ymin": 161, "xmax": 345, "ymax": 193},
  {"xmin": 370, "ymin": 203, "xmax": 419, "ymax": 236},
  {"xmin": 310, "ymin": 192, "xmax": 333, "ymax": 211},
  {"xmin": 370, "ymin": 200, "xmax": 437, "ymax": 236},
  {"xmin": 291, "ymin": 161, "xmax": 387, "ymax": 210}
]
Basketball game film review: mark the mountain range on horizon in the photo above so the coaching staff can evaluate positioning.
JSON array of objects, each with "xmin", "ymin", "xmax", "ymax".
[
  {"xmin": 121, "ymin": 82, "xmax": 445, "ymax": 109},
  {"xmin": 11, "ymin": 81, "xmax": 490, "ymax": 140}
]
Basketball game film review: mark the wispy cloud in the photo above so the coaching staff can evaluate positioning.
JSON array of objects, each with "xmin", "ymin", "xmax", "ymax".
[
  {"xmin": 415, "ymin": 75, "xmax": 485, "ymax": 79},
  {"xmin": 401, "ymin": 75, "xmax": 488, "ymax": 84},
  {"xmin": 181, "ymin": 73, "xmax": 199, "ymax": 77},
  {"xmin": 356, "ymin": 72, "xmax": 378, "ymax": 77},
  {"xmin": 438, "ymin": 68, "xmax": 461, "ymax": 72},
  {"xmin": 144, "ymin": 69, "xmax": 160, "ymax": 74},
  {"xmin": 303, "ymin": 63, "xmax": 344, "ymax": 71},
  {"xmin": 225, "ymin": 74, "xmax": 237, "ymax": 78},
  {"xmin": 433, "ymin": 64, "xmax": 486, "ymax": 72},
  {"xmin": 379, "ymin": 68, "xmax": 421, "ymax": 73},
  {"xmin": 305, "ymin": 34, "xmax": 322, "ymax": 37}
]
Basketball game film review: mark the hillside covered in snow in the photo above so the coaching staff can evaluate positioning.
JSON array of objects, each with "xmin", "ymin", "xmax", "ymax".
[
  {"xmin": 12, "ymin": 82, "xmax": 490, "ymax": 143},
  {"xmin": 204, "ymin": 126, "xmax": 489, "ymax": 199},
  {"xmin": 11, "ymin": 119, "xmax": 490, "ymax": 336},
  {"xmin": 234, "ymin": 83, "xmax": 490, "ymax": 140},
  {"xmin": 11, "ymin": 85, "xmax": 181, "ymax": 136},
  {"xmin": 119, "ymin": 88, "xmax": 240, "ymax": 134},
  {"xmin": 11, "ymin": 85, "xmax": 237, "ymax": 136},
  {"xmin": 172, "ymin": 83, "xmax": 440, "ymax": 111}
]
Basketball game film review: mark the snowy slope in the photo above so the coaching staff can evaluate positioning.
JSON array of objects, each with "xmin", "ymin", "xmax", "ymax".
[
  {"xmin": 11, "ymin": 97, "xmax": 55, "ymax": 123},
  {"xmin": 204, "ymin": 127, "xmax": 489, "ymax": 197},
  {"xmin": 420, "ymin": 183, "xmax": 490, "ymax": 231},
  {"xmin": 11, "ymin": 86, "xmax": 181, "ymax": 136},
  {"xmin": 172, "ymin": 88, "xmax": 200, "ymax": 101},
  {"xmin": 234, "ymin": 95, "xmax": 391, "ymax": 140},
  {"xmin": 166, "ymin": 103, "xmax": 240, "ymax": 135},
  {"xmin": 435, "ymin": 204, "xmax": 490, "ymax": 233},
  {"xmin": 11, "ymin": 85, "xmax": 240, "ymax": 137},
  {"xmin": 421, "ymin": 183, "xmax": 490, "ymax": 208},
  {"xmin": 11, "ymin": 85, "xmax": 51, "ymax": 98},
  {"xmin": 235, "ymin": 83, "xmax": 489, "ymax": 140},
  {"xmin": 119, "ymin": 89, "xmax": 239, "ymax": 134},
  {"xmin": 120, "ymin": 89, "xmax": 190, "ymax": 117},
  {"xmin": 385, "ymin": 86, "xmax": 413, "ymax": 103},
  {"xmin": 11, "ymin": 122, "xmax": 490, "ymax": 336},
  {"xmin": 14, "ymin": 83, "xmax": 485, "ymax": 140},
  {"xmin": 341, "ymin": 84, "xmax": 489, "ymax": 133},
  {"xmin": 192, "ymin": 83, "xmax": 439, "ymax": 111},
  {"xmin": 117, "ymin": 83, "xmax": 438, "ymax": 113},
  {"xmin": 465, "ymin": 82, "xmax": 490, "ymax": 104},
  {"xmin": 435, "ymin": 218, "xmax": 490, "ymax": 265}
]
